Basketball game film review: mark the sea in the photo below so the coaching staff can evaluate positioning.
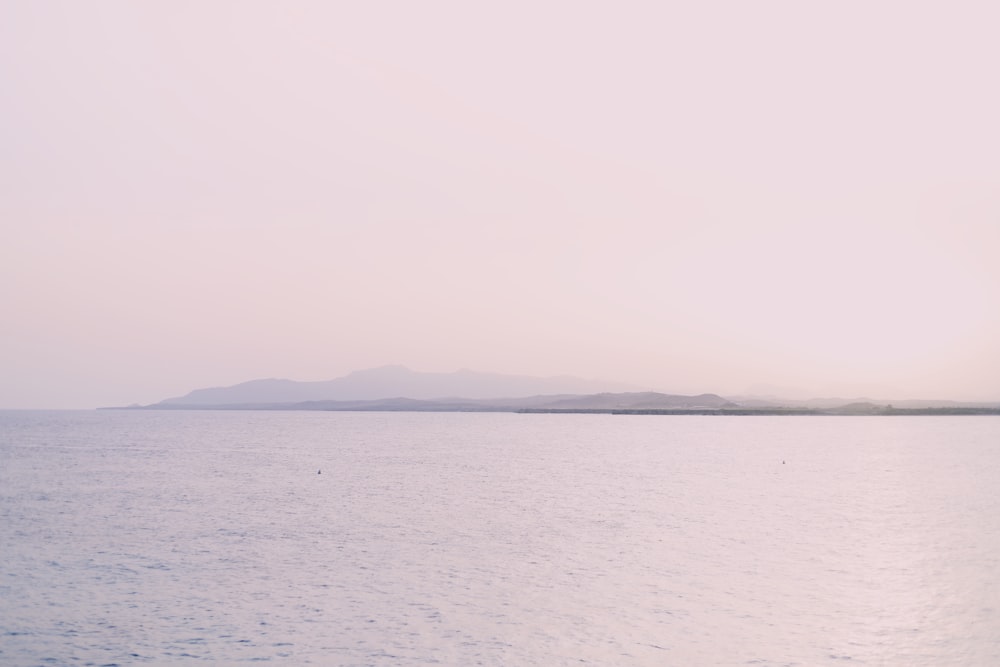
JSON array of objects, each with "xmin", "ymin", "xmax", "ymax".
[{"xmin": 1, "ymin": 409, "xmax": 999, "ymax": 666}]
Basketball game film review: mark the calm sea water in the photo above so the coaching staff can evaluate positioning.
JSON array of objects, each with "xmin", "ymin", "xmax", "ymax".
[{"xmin": 1, "ymin": 410, "xmax": 999, "ymax": 666}]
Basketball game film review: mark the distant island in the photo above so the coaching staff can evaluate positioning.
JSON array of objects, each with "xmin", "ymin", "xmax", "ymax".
[{"xmin": 104, "ymin": 366, "xmax": 1000, "ymax": 416}]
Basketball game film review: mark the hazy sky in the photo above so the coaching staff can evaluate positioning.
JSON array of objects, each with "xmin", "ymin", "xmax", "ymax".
[{"xmin": 3, "ymin": 1, "xmax": 999, "ymax": 408}]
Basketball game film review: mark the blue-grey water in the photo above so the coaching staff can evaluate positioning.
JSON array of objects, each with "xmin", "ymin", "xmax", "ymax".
[{"xmin": 2, "ymin": 410, "xmax": 999, "ymax": 666}]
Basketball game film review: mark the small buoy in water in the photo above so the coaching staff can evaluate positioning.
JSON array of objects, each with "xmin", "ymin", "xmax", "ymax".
[
  {"xmin": 782, "ymin": 460, "xmax": 785, "ymax": 464},
  {"xmin": 318, "ymin": 469, "xmax": 322, "ymax": 474}
]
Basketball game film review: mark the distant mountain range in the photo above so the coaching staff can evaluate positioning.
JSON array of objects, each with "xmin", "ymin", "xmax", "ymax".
[
  {"xmin": 155, "ymin": 365, "xmax": 644, "ymax": 406},
  {"xmin": 118, "ymin": 365, "xmax": 1000, "ymax": 414},
  {"xmin": 140, "ymin": 392, "xmax": 738, "ymax": 413}
]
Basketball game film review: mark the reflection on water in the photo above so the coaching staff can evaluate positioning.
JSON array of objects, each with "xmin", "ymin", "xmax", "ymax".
[{"xmin": 2, "ymin": 410, "xmax": 999, "ymax": 665}]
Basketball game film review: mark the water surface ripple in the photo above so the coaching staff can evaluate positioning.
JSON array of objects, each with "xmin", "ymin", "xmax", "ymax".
[{"xmin": 2, "ymin": 410, "xmax": 999, "ymax": 665}]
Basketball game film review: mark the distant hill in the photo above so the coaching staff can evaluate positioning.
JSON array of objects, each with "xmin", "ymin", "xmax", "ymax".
[
  {"xmin": 529, "ymin": 392, "xmax": 736, "ymax": 410},
  {"xmin": 131, "ymin": 367, "xmax": 1000, "ymax": 413},
  {"xmin": 727, "ymin": 395, "xmax": 1000, "ymax": 410},
  {"xmin": 133, "ymin": 391, "xmax": 739, "ymax": 412},
  {"xmin": 156, "ymin": 365, "xmax": 644, "ymax": 406}
]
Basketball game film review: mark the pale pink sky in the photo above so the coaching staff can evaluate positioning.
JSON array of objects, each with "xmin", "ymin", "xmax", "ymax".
[{"xmin": 2, "ymin": 1, "xmax": 999, "ymax": 408}]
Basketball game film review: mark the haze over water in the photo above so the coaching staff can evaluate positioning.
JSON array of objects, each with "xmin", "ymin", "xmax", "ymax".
[
  {"xmin": 5, "ymin": 3, "xmax": 999, "ymax": 664},
  {"xmin": 3, "ymin": 410, "xmax": 999, "ymax": 666}
]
